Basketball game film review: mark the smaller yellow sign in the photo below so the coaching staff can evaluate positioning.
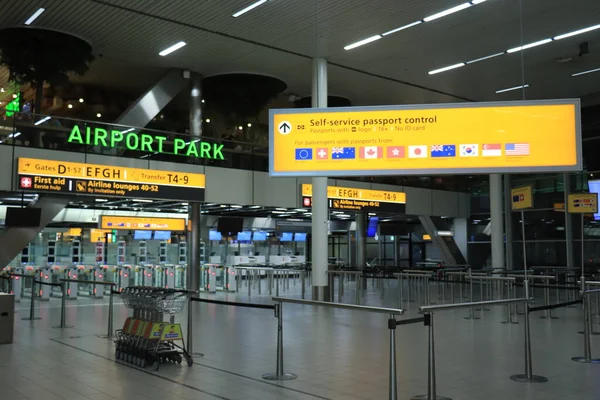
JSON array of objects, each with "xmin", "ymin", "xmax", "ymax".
[
  {"xmin": 100, "ymin": 216, "xmax": 186, "ymax": 231},
  {"xmin": 553, "ymin": 203, "xmax": 565, "ymax": 212},
  {"xmin": 511, "ymin": 186, "xmax": 533, "ymax": 210},
  {"xmin": 91, "ymin": 229, "xmax": 112, "ymax": 243},
  {"xmin": 568, "ymin": 193, "xmax": 598, "ymax": 213},
  {"xmin": 67, "ymin": 228, "xmax": 82, "ymax": 237},
  {"xmin": 423, "ymin": 234, "xmax": 432, "ymax": 241},
  {"xmin": 301, "ymin": 184, "xmax": 406, "ymax": 203}
]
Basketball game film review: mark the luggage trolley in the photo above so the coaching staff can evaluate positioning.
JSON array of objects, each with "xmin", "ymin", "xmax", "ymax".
[{"xmin": 115, "ymin": 287, "xmax": 192, "ymax": 370}]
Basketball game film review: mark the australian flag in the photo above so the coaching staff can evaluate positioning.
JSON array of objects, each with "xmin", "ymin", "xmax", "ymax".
[
  {"xmin": 331, "ymin": 147, "xmax": 356, "ymax": 159},
  {"xmin": 430, "ymin": 145, "xmax": 456, "ymax": 157}
]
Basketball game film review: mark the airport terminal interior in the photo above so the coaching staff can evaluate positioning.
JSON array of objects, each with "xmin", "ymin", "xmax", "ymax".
[{"xmin": 1, "ymin": 0, "xmax": 600, "ymax": 399}]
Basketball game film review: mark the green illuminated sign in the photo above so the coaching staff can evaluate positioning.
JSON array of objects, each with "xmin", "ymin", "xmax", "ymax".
[
  {"xmin": 67, "ymin": 125, "xmax": 225, "ymax": 160},
  {"xmin": 6, "ymin": 93, "xmax": 20, "ymax": 117}
]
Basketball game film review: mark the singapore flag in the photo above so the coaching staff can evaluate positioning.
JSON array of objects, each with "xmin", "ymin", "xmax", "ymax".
[{"xmin": 408, "ymin": 145, "xmax": 428, "ymax": 158}]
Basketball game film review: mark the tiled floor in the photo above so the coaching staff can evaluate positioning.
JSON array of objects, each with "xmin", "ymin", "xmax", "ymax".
[{"xmin": 2, "ymin": 278, "xmax": 600, "ymax": 399}]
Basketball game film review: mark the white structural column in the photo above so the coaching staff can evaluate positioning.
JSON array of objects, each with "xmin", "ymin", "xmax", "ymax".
[
  {"xmin": 490, "ymin": 174, "xmax": 505, "ymax": 270},
  {"xmin": 311, "ymin": 58, "xmax": 329, "ymax": 301}
]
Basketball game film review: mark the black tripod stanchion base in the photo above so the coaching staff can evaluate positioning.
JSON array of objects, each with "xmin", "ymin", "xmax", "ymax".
[
  {"xmin": 22, "ymin": 317, "xmax": 41, "ymax": 321},
  {"xmin": 510, "ymin": 374, "xmax": 548, "ymax": 383},
  {"xmin": 411, "ymin": 395, "xmax": 452, "ymax": 400},
  {"xmin": 577, "ymin": 331, "xmax": 600, "ymax": 335},
  {"xmin": 52, "ymin": 325, "xmax": 74, "ymax": 329},
  {"xmin": 572, "ymin": 357, "xmax": 600, "ymax": 363},
  {"xmin": 262, "ymin": 373, "xmax": 298, "ymax": 381}
]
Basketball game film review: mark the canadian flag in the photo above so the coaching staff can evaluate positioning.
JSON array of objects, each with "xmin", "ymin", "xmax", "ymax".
[{"xmin": 359, "ymin": 146, "xmax": 383, "ymax": 159}]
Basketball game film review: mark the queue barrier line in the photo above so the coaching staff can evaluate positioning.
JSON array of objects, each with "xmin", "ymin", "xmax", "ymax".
[
  {"xmin": 191, "ymin": 297, "xmax": 275, "ymax": 310},
  {"xmin": 529, "ymin": 299, "xmax": 582, "ymax": 313},
  {"xmin": 273, "ymin": 296, "xmax": 409, "ymax": 400}
]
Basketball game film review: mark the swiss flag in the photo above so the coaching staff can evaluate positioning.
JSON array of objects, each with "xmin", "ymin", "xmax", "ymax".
[
  {"xmin": 386, "ymin": 146, "xmax": 405, "ymax": 158},
  {"xmin": 316, "ymin": 148, "xmax": 328, "ymax": 160},
  {"xmin": 20, "ymin": 177, "xmax": 33, "ymax": 188},
  {"xmin": 359, "ymin": 146, "xmax": 383, "ymax": 159}
]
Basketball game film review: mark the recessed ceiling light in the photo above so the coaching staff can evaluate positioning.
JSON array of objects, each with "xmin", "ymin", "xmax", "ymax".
[
  {"xmin": 466, "ymin": 52, "xmax": 505, "ymax": 64},
  {"xmin": 67, "ymin": 104, "xmax": 73, "ymax": 109},
  {"xmin": 238, "ymin": 126, "xmax": 243, "ymax": 130},
  {"xmin": 507, "ymin": 38, "xmax": 552, "ymax": 54},
  {"xmin": 12, "ymin": 94, "xmax": 17, "ymax": 98},
  {"xmin": 205, "ymin": 118, "xmax": 211, "ymax": 123},
  {"xmin": 344, "ymin": 35, "xmax": 382, "ymax": 51},
  {"xmin": 554, "ymin": 24, "xmax": 600, "ymax": 41},
  {"xmin": 24, "ymin": 8, "xmax": 46, "ymax": 25},
  {"xmin": 79, "ymin": 98, "xmax": 84, "ymax": 103},
  {"xmin": 96, "ymin": 113, "xmax": 102, "ymax": 118},
  {"xmin": 247, "ymin": 123, "xmax": 252, "ymax": 127},
  {"xmin": 495, "ymin": 84, "xmax": 529, "ymax": 94},
  {"xmin": 382, "ymin": 21, "xmax": 422, "ymax": 36},
  {"xmin": 428, "ymin": 63, "xmax": 466, "ymax": 75},
  {"xmin": 232, "ymin": 0, "xmax": 268, "ymax": 18},
  {"xmin": 424, "ymin": 3, "xmax": 471, "ymax": 22},
  {"xmin": 159, "ymin": 41, "xmax": 187, "ymax": 56},
  {"xmin": 572, "ymin": 67, "xmax": 600, "ymax": 77}
]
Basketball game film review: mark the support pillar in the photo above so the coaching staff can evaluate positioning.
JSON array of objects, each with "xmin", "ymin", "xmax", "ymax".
[
  {"xmin": 503, "ymin": 174, "xmax": 514, "ymax": 270},
  {"xmin": 311, "ymin": 58, "xmax": 328, "ymax": 301},
  {"xmin": 564, "ymin": 173, "xmax": 574, "ymax": 271},
  {"xmin": 490, "ymin": 174, "xmax": 505, "ymax": 270},
  {"xmin": 187, "ymin": 73, "xmax": 203, "ymax": 356},
  {"xmin": 356, "ymin": 213, "xmax": 367, "ymax": 270}
]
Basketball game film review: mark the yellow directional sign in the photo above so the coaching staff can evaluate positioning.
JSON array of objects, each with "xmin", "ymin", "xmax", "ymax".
[
  {"xmin": 270, "ymin": 100, "xmax": 581, "ymax": 177},
  {"xmin": 301, "ymin": 183, "xmax": 406, "ymax": 212},
  {"xmin": 17, "ymin": 158, "xmax": 205, "ymax": 201},
  {"xmin": 511, "ymin": 186, "xmax": 533, "ymax": 210},
  {"xmin": 568, "ymin": 193, "xmax": 598, "ymax": 213}
]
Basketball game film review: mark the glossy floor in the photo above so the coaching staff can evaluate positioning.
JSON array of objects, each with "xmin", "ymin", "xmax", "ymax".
[{"xmin": 1, "ymin": 278, "xmax": 599, "ymax": 400}]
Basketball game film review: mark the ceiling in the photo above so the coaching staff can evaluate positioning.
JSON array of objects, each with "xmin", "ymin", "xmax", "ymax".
[{"xmin": 0, "ymin": 0, "xmax": 599, "ymax": 106}]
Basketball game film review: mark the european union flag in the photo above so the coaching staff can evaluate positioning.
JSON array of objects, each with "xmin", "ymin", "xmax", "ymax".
[
  {"xmin": 295, "ymin": 148, "xmax": 313, "ymax": 160},
  {"xmin": 431, "ymin": 145, "xmax": 456, "ymax": 157},
  {"xmin": 331, "ymin": 147, "xmax": 356, "ymax": 159}
]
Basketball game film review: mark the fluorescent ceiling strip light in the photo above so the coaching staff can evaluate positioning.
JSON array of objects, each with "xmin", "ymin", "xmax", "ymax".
[
  {"xmin": 471, "ymin": 0, "xmax": 487, "ymax": 3},
  {"xmin": 466, "ymin": 52, "xmax": 504, "ymax": 64},
  {"xmin": 495, "ymin": 84, "xmax": 529, "ymax": 94},
  {"xmin": 382, "ymin": 21, "xmax": 422, "ymax": 36},
  {"xmin": 554, "ymin": 24, "xmax": 600, "ymax": 40},
  {"xmin": 8, "ymin": 132, "xmax": 21, "ymax": 138},
  {"xmin": 344, "ymin": 35, "xmax": 382, "ymax": 50},
  {"xmin": 133, "ymin": 199, "xmax": 153, "ymax": 203},
  {"xmin": 24, "ymin": 8, "xmax": 46, "ymax": 25},
  {"xmin": 232, "ymin": 0, "xmax": 268, "ymax": 18},
  {"xmin": 428, "ymin": 63, "xmax": 465, "ymax": 75},
  {"xmin": 423, "ymin": 3, "xmax": 472, "ymax": 22},
  {"xmin": 572, "ymin": 67, "xmax": 600, "ymax": 77},
  {"xmin": 159, "ymin": 41, "xmax": 186, "ymax": 56},
  {"xmin": 507, "ymin": 38, "xmax": 552, "ymax": 53},
  {"xmin": 34, "ymin": 116, "xmax": 51, "ymax": 125},
  {"xmin": 121, "ymin": 128, "xmax": 135, "ymax": 134}
]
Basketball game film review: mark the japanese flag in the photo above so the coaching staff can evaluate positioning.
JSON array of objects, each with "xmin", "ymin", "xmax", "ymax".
[{"xmin": 408, "ymin": 145, "xmax": 428, "ymax": 158}]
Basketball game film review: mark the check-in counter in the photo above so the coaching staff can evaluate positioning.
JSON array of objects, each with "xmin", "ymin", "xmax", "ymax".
[
  {"xmin": 227, "ymin": 255, "xmax": 266, "ymax": 265},
  {"xmin": 209, "ymin": 256, "xmax": 222, "ymax": 264},
  {"xmin": 269, "ymin": 256, "xmax": 306, "ymax": 266}
]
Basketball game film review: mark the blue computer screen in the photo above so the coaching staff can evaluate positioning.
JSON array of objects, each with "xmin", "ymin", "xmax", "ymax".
[
  {"xmin": 153, "ymin": 231, "xmax": 171, "ymax": 240},
  {"xmin": 280, "ymin": 232, "xmax": 293, "ymax": 241},
  {"xmin": 366, "ymin": 217, "xmax": 378, "ymax": 237},
  {"xmin": 588, "ymin": 180, "xmax": 600, "ymax": 220},
  {"xmin": 237, "ymin": 231, "xmax": 252, "ymax": 241},
  {"xmin": 294, "ymin": 233, "xmax": 307, "ymax": 242},
  {"xmin": 133, "ymin": 230, "xmax": 152, "ymax": 240},
  {"xmin": 252, "ymin": 231, "xmax": 267, "ymax": 241},
  {"xmin": 209, "ymin": 230, "xmax": 222, "ymax": 241}
]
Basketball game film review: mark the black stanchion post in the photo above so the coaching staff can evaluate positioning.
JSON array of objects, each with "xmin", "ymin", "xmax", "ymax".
[
  {"xmin": 510, "ymin": 280, "xmax": 548, "ymax": 383},
  {"xmin": 412, "ymin": 313, "xmax": 451, "ymax": 400},
  {"xmin": 263, "ymin": 302, "xmax": 297, "ymax": 381},
  {"xmin": 572, "ymin": 284, "xmax": 600, "ymax": 363},
  {"xmin": 53, "ymin": 281, "xmax": 73, "ymax": 329},
  {"xmin": 389, "ymin": 316, "xmax": 398, "ymax": 400},
  {"xmin": 22, "ymin": 278, "xmax": 41, "ymax": 321},
  {"xmin": 107, "ymin": 289, "xmax": 114, "ymax": 338}
]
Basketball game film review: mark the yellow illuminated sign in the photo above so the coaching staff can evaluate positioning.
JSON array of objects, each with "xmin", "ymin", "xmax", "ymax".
[
  {"xmin": 17, "ymin": 158, "xmax": 205, "ymax": 201},
  {"xmin": 301, "ymin": 183, "xmax": 405, "ymax": 212},
  {"xmin": 91, "ymin": 229, "xmax": 112, "ymax": 243},
  {"xmin": 423, "ymin": 234, "xmax": 432, "ymax": 241},
  {"xmin": 67, "ymin": 228, "xmax": 82, "ymax": 237},
  {"xmin": 568, "ymin": 193, "xmax": 598, "ymax": 213},
  {"xmin": 553, "ymin": 203, "xmax": 565, "ymax": 212},
  {"xmin": 511, "ymin": 186, "xmax": 533, "ymax": 210},
  {"xmin": 301, "ymin": 184, "xmax": 405, "ymax": 203},
  {"xmin": 270, "ymin": 100, "xmax": 581, "ymax": 177},
  {"xmin": 100, "ymin": 216, "xmax": 186, "ymax": 231}
]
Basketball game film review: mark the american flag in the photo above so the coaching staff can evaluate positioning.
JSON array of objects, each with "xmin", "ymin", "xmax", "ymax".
[{"xmin": 505, "ymin": 143, "xmax": 530, "ymax": 156}]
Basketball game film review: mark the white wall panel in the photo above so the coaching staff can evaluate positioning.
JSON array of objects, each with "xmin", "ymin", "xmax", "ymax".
[{"xmin": 253, "ymin": 172, "xmax": 298, "ymax": 208}]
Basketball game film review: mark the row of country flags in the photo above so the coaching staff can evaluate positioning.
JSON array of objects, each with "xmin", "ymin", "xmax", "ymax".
[{"xmin": 294, "ymin": 143, "xmax": 530, "ymax": 160}]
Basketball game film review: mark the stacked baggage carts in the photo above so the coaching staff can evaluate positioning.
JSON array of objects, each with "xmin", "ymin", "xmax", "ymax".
[{"xmin": 115, "ymin": 287, "xmax": 192, "ymax": 370}]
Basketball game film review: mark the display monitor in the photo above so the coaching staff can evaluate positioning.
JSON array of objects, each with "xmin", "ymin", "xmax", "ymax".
[
  {"xmin": 209, "ymin": 230, "xmax": 222, "ymax": 241},
  {"xmin": 153, "ymin": 231, "xmax": 171, "ymax": 241},
  {"xmin": 379, "ymin": 222, "xmax": 409, "ymax": 236},
  {"xmin": 588, "ymin": 179, "xmax": 600, "ymax": 220},
  {"xmin": 280, "ymin": 232, "xmax": 293, "ymax": 241},
  {"xmin": 236, "ymin": 231, "xmax": 252, "ymax": 241},
  {"xmin": 134, "ymin": 230, "xmax": 152, "ymax": 240},
  {"xmin": 252, "ymin": 231, "xmax": 267, "ymax": 241},
  {"xmin": 217, "ymin": 217, "xmax": 244, "ymax": 236},
  {"xmin": 366, "ymin": 217, "xmax": 378, "ymax": 237},
  {"xmin": 294, "ymin": 233, "xmax": 307, "ymax": 242},
  {"xmin": 4, "ymin": 207, "xmax": 42, "ymax": 227}
]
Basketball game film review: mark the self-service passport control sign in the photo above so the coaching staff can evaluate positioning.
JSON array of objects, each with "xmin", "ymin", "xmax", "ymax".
[
  {"xmin": 269, "ymin": 99, "xmax": 582, "ymax": 177},
  {"xmin": 16, "ymin": 158, "xmax": 205, "ymax": 201}
]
